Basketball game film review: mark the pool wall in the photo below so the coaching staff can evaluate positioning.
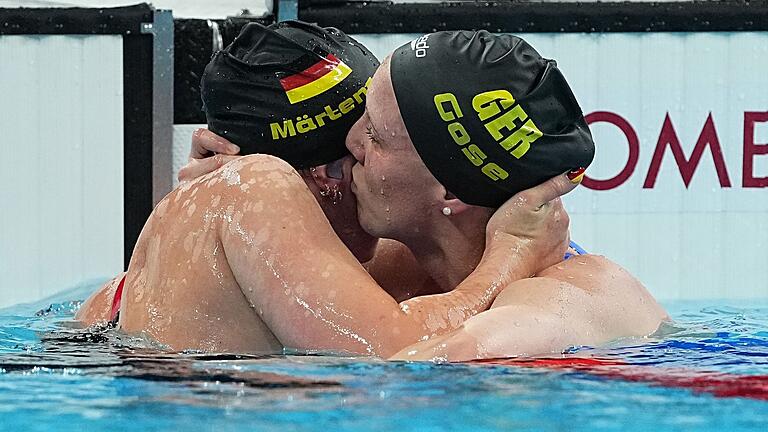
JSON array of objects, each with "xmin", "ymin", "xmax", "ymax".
[
  {"xmin": 0, "ymin": 34, "xmax": 125, "ymax": 308},
  {"xmin": 0, "ymin": 5, "xmax": 173, "ymax": 308}
]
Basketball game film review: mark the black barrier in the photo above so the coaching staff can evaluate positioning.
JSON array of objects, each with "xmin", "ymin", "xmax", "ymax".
[
  {"xmin": 174, "ymin": 17, "xmax": 272, "ymax": 125},
  {"xmin": 0, "ymin": 4, "xmax": 152, "ymax": 35},
  {"xmin": 299, "ymin": 0, "xmax": 768, "ymax": 34},
  {"xmin": 1, "ymin": 4, "xmax": 156, "ymax": 269}
]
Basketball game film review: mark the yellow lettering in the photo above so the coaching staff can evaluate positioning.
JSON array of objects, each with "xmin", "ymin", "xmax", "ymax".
[
  {"xmin": 296, "ymin": 115, "xmax": 318, "ymax": 134},
  {"xmin": 269, "ymin": 80, "xmax": 369, "ymax": 139},
  {"xmin": 462, "ymin": 144, "xmax": 487, "ymax": 167},
  {"xmin": 485, "ymin": 104, "xmax": 528, "ymax": 141},
  {"xmin": 314, "ymin": 111, "xmax": 328, "ymax": 127},
  {"xmin": 482, "ymin": 163, "xmax": 509, "ymax": 181},
  {"xmin": 324, "ymin": 105, "xmax": 342, "ymax": 120},
  {"xmin": 339, "ymin": 97, "xmax": 356, "ymax": 114},
  {"xmin": 448, "ymin": 122, "xmax": 470, "ymax": 145},
  {"xmin": 472, "ymin": 90, "xmax": 516, "ymax": 121},
  {"xmin": 434, "ymin": 93, "xmax": 463, "ymax": 122},
  {"xmin": 270, "ymin": 120, "xmax": 296, "ymax": 140},
  {"xmin": 499, "ymin": 118, "xmax": 542, "ymax": 159}
]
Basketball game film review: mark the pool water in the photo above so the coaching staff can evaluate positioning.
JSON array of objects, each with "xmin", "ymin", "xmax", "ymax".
[{"xmin": 1, "ymin": 281, "xmax": 767, "ymax": 431}]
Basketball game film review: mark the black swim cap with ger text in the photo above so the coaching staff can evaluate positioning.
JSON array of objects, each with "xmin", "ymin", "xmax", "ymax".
[
  {"xmin": 202, "ymin": 20, "xmax": 379, "ymax": 168},
  {"xmin": 390, "ymin": 31, "xmax": 594, "ymax": 207}
]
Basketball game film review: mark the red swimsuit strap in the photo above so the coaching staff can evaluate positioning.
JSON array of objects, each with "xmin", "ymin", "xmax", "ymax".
[{"xmin": 109, "ymin": 275, "xmax": 126, "ymax": 323}]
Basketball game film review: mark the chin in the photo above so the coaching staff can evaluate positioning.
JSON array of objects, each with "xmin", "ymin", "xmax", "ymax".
[{"xmin": 358, "ymin": 216, "xmax": 386, "ymax": 240}]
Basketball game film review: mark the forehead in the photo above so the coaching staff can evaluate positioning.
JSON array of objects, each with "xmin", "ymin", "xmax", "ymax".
[{"xmin": 365, "ymin": 56, "xmax": 406, "ymax": 138}]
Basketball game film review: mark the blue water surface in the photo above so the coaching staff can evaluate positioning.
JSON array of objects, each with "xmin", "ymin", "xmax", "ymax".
[{"xmin": 1, "ymin": 281, "xmax": 767, "ymax": 432}]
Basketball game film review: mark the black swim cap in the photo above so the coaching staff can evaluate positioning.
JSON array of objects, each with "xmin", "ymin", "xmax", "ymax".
[
  {"xmin": 390, "ymin": 31, "xmax": 595, "ymax": 207},
  {"xmin": 201, "ymin": 21, "xmax": 379, "ymax": 168}
]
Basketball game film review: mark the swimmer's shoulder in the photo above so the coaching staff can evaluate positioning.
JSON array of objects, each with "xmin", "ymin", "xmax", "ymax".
[
  {"xmin": 237, "ymin": 154, "xmax": 299, "ymax": 173},
  {"xmin": 177, "ymin": 154, "xmax": 305, "ymax": 196},
  {"xmin": 538, "ymin": 253, "xmax": 619, "ymax": 290},
  {"xmin": 224, "ymin": 154, "xmax": 304, "ymax": 187}
]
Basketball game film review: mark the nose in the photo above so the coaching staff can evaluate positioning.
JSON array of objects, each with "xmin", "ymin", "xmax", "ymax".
[{"xmin": 345, "ymin": 116, "xmax": 366, "ymax": 165}]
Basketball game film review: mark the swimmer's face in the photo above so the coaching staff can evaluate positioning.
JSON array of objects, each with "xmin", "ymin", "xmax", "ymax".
[{"xmin": 346, "ymin": 56, "xmax": 447, "ymax": 239}]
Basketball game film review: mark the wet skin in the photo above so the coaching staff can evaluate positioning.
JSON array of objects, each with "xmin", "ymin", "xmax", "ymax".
[
  {"xmin": 77, "ymin": 56, "xmax": 667, "ymax": 361},
  {"xmin": 77, "ymin": 153, "xmax": 569, "ymax": 356}
]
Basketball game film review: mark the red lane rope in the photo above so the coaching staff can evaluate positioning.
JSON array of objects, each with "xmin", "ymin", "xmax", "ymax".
[{"xmin": 472, "ymin": 357, "xmax": 768, "ymax": 401}]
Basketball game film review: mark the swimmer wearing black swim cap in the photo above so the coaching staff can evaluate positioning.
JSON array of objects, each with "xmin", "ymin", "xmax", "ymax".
[
  {"xmin": 202, "ymin": 20, "xmax": 379, "ymax": 169},
  {"xmin": 389, "ymin": 31, "xmax": 594, "ymax": 207}
]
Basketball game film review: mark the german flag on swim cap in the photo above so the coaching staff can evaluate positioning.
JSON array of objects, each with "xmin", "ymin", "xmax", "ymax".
[
  {"xmin": 390, "ymin": 31, "xmax": 595, "ymax": 208},
  {"xmin": 279, "ymin": 53, "xmax": 352, "ymax": 104},
  {"xmin": 201, "ymin": 21, "xmax": 379, "ymax": 169}
]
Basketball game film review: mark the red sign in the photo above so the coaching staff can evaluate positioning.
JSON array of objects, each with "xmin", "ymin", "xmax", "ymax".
[{"xmin": 582, "ymin": 111, "xmax": 768, "ymax": 190}]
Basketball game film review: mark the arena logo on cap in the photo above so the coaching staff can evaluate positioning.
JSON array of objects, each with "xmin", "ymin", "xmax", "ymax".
[{"xmin": 279, "ymin": 54, "xmax": 352, "ymax": 104}]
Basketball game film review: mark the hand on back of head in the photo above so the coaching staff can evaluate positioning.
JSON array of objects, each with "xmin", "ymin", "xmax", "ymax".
[
  {"xmin": 486, "ymin": 172, "xmax": 580, "ymax": 274},
  {"xmin": 177, "ymin": 129, "xmax": 241, "ymax": 183}
]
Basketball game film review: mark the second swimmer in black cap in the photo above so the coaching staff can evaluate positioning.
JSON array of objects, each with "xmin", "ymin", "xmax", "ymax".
[
  {"xmin": 198, "ymin": 20, "xmax": 381, "ymax": 262},
  {"xmin": 202, "ymin": 20, "xmax": 379, "ymax": 169}
]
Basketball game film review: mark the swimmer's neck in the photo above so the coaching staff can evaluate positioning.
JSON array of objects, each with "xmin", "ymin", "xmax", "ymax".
[{"xmin": 399, "ymin": 219, "xmax": 486, "ymax": 293}]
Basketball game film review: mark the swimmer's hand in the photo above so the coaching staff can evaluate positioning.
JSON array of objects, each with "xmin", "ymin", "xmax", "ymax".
[
  {"xmin": 485, "ymin": 173, "xmax": 578, "ymax": 276},
  {"xmin": 177, "ymin": 128, "xmax": 241, "ymax": 183}
]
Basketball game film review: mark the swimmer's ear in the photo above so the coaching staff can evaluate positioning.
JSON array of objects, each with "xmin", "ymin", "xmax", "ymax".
[
  {"xmin": 307, "ymin": 161, "xmax": 344, "ymax": 191},
  {"xmin": 440, "ymin": 190, "xmax": 473, "ymax": 216}
]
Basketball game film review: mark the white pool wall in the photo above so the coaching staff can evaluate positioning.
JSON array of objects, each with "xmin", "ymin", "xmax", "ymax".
[{"xmin": 0, "ymin": 35, "xmax": 125, "ymax": 308}]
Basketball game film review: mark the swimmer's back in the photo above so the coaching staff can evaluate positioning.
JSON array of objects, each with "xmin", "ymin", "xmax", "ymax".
[{"xmin": 119, "ymin": 155, "xmax": 290, "ymax": 352}]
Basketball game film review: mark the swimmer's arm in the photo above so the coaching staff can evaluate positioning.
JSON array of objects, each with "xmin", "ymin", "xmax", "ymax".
[
  {"xmin": 391, "ymin": 256, "xmax": 669, "ymax": 361},
  {"xmin": 389, "ymin": 281, "xmax": 622, "ymax": 362},
  {"xmin": 389, "ymin": 301, "xmax": 581, "ymax": 362},
  {"xmin": 220, "ymin": 156, "xmax": 535, "ymax": 357}
]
